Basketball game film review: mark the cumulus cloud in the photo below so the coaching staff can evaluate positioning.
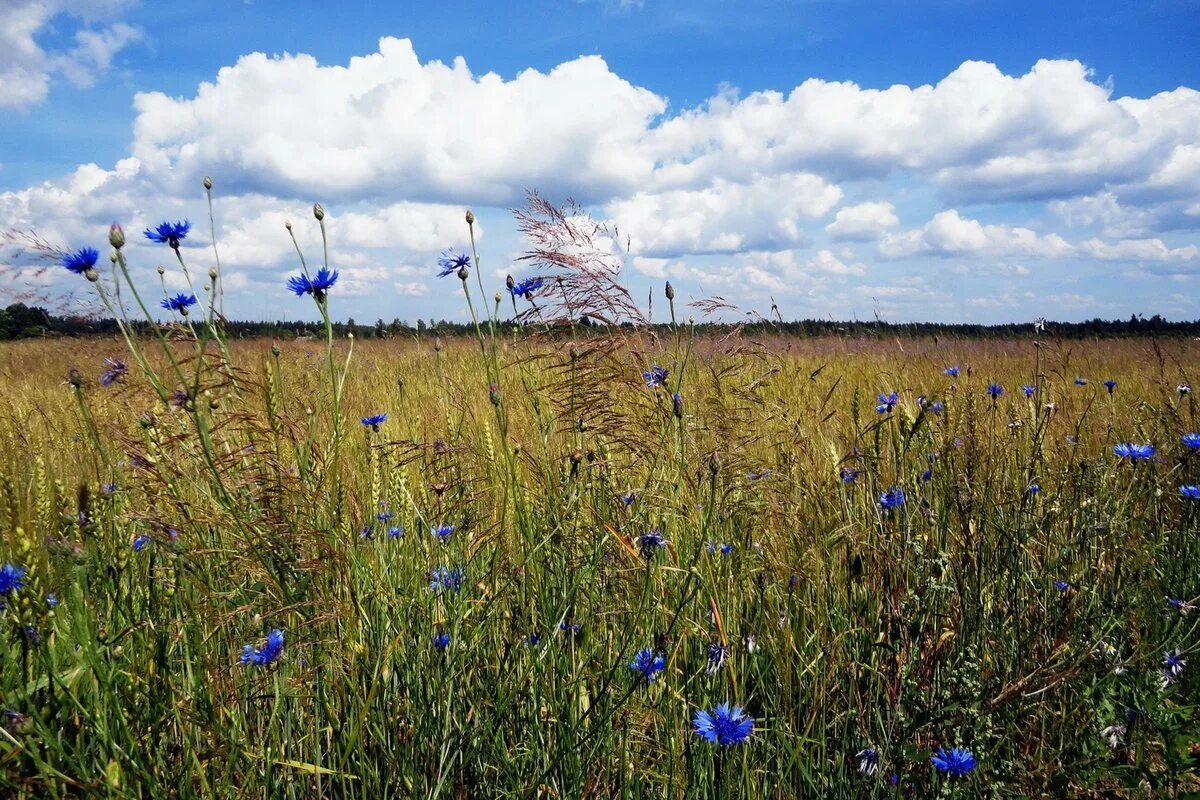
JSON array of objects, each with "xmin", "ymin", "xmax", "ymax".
[
  {"xmin": 878, "ymin": 210, "xmax": 1073, "ymax": 260},
  {"xmin": 825, "ymin": 201, "xmax": 899, "ymax": 241},
  {"xmin": 0, "ymin": 1, "xmax": 141, "ymax": 109}
]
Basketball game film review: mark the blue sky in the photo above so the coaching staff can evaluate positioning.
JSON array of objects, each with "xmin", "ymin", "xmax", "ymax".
[{"xmin": 2, "ymin": 0, "xmax": 1199, "ymax": 324}]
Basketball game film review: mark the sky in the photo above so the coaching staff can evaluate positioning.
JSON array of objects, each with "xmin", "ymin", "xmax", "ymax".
[{"xmin": 1, "ymin": 0, "xmax": 1199, "ymax": 325}]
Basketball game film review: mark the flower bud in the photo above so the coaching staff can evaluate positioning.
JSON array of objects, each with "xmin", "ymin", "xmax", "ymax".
[
  {"xmin": 208, "ymin": 267, "xmax": 219, "ymax": 281},
  {"xmin": 157, "ymin": 265, "xmax": 165, "ymax": 276},
  {"xmin": 457, "ymin": 265, "xmax": 469, "ymax": 281},
  {"xmin": 68, "ymin": 368, "xmax": 84, "ymax": 389},
  {"xmin": 665, "ymin": 281, "xmax": 675, "ymax": 300},
  {"xmin": 489, "ymin": 383, "xmax": 502, "ymax": 407},
  {"xmin": 506, "ymin": 274, "xmax": 515, "ymax": 290},
  {"xmin": 313, "ymin": 202, "xmax": 325, "ymax": 221},
  {"xmin": 465, "ymin": 209, "xmax": 475, "ymax": 225},
  {"xmin": 85, "ymin": 269, "xmax": 99, "ymax": 282},
  {"xmin": 285, "ymin": 220, "xmax": 292, "ymax": 231},
  {"xmin": 203, "ymin": 176, "xmax": 213, "ymax": 190},
  {"xmin": 672, "ymin": 391, "xmax": 684, "ymax": 419},
  {"xmin": 494, "ymin": 292, "xmax": 502, "ymax": 305},
  {"xmin": 108, "ymin": 222, "xmax": 125, "ymax": 250}
]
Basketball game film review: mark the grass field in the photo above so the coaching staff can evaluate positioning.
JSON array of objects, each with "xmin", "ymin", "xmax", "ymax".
[{"xmin": 1, "ymin": 213, "xmax": 1200, "ymax": 798}]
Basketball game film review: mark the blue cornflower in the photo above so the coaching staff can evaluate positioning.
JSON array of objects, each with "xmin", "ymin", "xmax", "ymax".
[
  {"xmin": 987, "ymin": 383, "xmax": 1003, "ymax": 399},
  {"xmin": 929, "ymin": 401, "xmax": 945, "ymax": 414},
  {"xmin": 931, "ymin": 746, "xmax": 976, "ymax": 776},
  {"xmin": 1104, "ymin": 379, "xmax": 1117, "ymax": 394},
  {"xmin": 361, "ymin": 413, "xmax": 387, "ymax": 431},
  {"xmin": 377, "ymin": 509, "xmax": 394, "ymax": 522},
  {"xmin": 643, "ymin": 365, "xmax": 669, "ymax": 389},
  {"xmin": 240, "ymin": 628, "xmax": 285, "ymax": 666},
  {"xmin": 286, "ymin": 267, "xmax": 339, "ymax": 299},
  {"xmin": 101, "ymin": 483, "xmax": 118, "ymax": 494},
  {"xmin": 1021, "ymin": 385, "xmax": 1036, "ymax": 397},
  {"xmin": 879, "ymin": 487, "xmax": 905, "ymax": 510},
  {"xmin": 856, "ymin": 746, "xmax": 880, "ymax": 777},
  {"xmin": 919, "ymin": 468, "xmax": 933, "ymax": 483},
  {"xmin": 46, "ymin": 593, "xmax": 58, "ymax": 608},
  {"xmin": 0, "ymin": 564, "xmax": 26, "ymax": 594},
  {"xmin": 638, "ymin": 530, "xmax": 667, "ymax": 560},
  {"xmin": 692, "ymin": 703, "xmax": 754, "ymax": 746},
  {"xmin": 430, "ymin": 567, "xmax": 465, "ymax": 593},
  {"xmin": 747, "ymin": 468, "xmax": 771, "ymax": 481},
  {"xmin": 559, "ymin": 620, "xmax": 581, "ymax": 636},
  {"xmin": 1074, "ymin": 377, "xmax": 1088, "ymax": 386},
  {"xmin": 1054, "ymin": 580, "xmax": 1071, "ymax": 592},
  {"xmin": 360, "ymin": 524, "xmax": 374, "ymax": 540},
  {"xmin": 720, "ymin": 543, "xmax": 733, "ymax": 555},
  {"xmin": 99, "ymin": 358, "xmax": 127, "ymax": 387},
  {"xmin": 840, "ymin": 467, "xmax": 860, "ymax": 484},
  {"xmin": 1181, "ymin": 485, "xmax": 1200, "ymax": 500},
  {"xmin": 1026, "ymin": 483, "xmax": 1041, "ymax": 495},
  {"xmin": 706, "ymin": 541, "xmax": 717, "ymax": 556},
  {"xmin": 620, "ymin": 493, "xmax": 636, "ymax": 506},
  {"xmin": 132, "ymin": 535, "xmax": 151, "ymax": 551},
  {"xmin": 432, "ymin": 524, "xmax": 455, "ymax": 542},
  {"xmin": 388, "ymin": 526, "xmax": 403, "ymax": 538},
  {"xmin": 143, "ymin": 219, "xmax": 191, "ymax": 247},
  {"xmin": 875, "ymin": 391, "xmax": 899, "ymax": 414},
  {"xmin": 437, "ymin": 250, "xmax": 470, "ymax": 278},
  {"xmin": 61, "ymin": 247, "xmax": 98, "ymax": 275},
  {"xmin": 432, "ymin": 632, "xmax": 451, "ymax": 650},
  {"xmin": 705, "ymin": 641, "xmax": 729, "ymax": 674},
  {"xmin": 1162, "ymin": 649, "xmax": 1187, "ymax": 683},
  {"xmin": 1182, "ymin": 433, "xmax": 1200, "ymax": 450},
  {"xmin": 629, "ymin": 647, "xmax": 666, "ymax": 682},
  {"xmin": 1114, "ymin": 443, "xmax": 1155, "ymax": 461},
  {"xmin": 160, "ymin": 293, "xmax": 198, "ymax": 314},
  {"xmin": 510, "ymin": 276, "xmax": 544, "ymax": 298},
  {"xmin": 525, "ymin": 631, "xmax": 542, "ymax": 646},
  {"xmin": 672, "ymin": 391, "xmax": 684, "ymax": 418},
  {"xmin": 944, "ymin": 366, "xmax": 959, "ymax": 378}
]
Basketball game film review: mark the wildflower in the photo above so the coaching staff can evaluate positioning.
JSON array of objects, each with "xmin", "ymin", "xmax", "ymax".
[
  {"xmin": 1182, "ymin": 433, "xmax": 1200, "ymax": 450},
  {"xmin": 559, "ymin": 620, "xmax": 581, "ymax": 637},
  {"xmin": 143, "ymin": 219, "xmax": 191, "ymax": 248},
  {"xmin": 1026, "ymin": 483, "xmax": 1041, "ymax": 495},
  {"xmin": 1074, "ymin": 377, "xmax": 1088, "ymax": 386},
  {"xmin": 361, "ymin": 413, "xmax": 387, "ymax": 431},
  {"xmin": 432, "ymin": 524, "xmax": 455, "ymax": 543},
  {"xmin": 388, "ymin": 526, "xmax": 403, "ymax": 538},
  {"xmin": 160, "ymin": 293, "xmax": 198, "ymax": 314},
  {"xmin": 1114, "ymin": 443, "xmax": 1155, "ymax": 461},
  {"xmin": 928, "ymin": 401, "xmax": 944, "ymax": 414},
  {"xmin": 2, "ymin": 710, "xmax": 29, "ymax": 732},
  {"xmin": 705, "ymin": 640, "xmax": 729, "ymax": 674},
  {"xmin": 629, "ymin": 647, "xmax": 666, "ymax": 682},
  {"xmin": 101, "ymin": 483, "xmax": 118, "ymax": 494},
  {"xmin": 930, "ymin": 746, "xmax": 976, "ymax": 776},
  {"xmin": 672, "ymin": 391, "xmax": 684, "ymax": 418},
  {"xmin": 1101, "ymin": 723, "xmax": 1126, "ymax": 750},
  {"xmin": 525, "ymin": 632, "xmax": 542, "ymax": 646},
  {"xmin": 286, "ymin": 267, "xmax": 339, "ymax": 300},
  {"xmin": 1054, "ymin": 580, "xmax": 1071, "ymax": 592},
  {"xmin": 638, "ymin": 530, "xmax": 667, "ymax": 560},
  {"xmin": 747, "ymin": 468, "xmax": 771, "ymax": 481},
  {"xmin": 359, "ymin": 525, "xmax": 374, "ymax": 540},
  {"xmin": 692, "ymin": 703, "xmax": 754, "ymax": 746},
  {"xmin": 46, "ymin": 593, "xmax": 58, "ymax": 608},
  {"xmin": 1168, "ymin": 597, "xmax": 1192, "ymax": 615},
  {"xmin": 376, "ymin": 508, "xmax": 394, "ymax": 522},
  {"xmin": 1162, "ymin": 649, "xmax": 1187, "ymax": 683},
  {"xmin": 1033, "ymin": 317, "xmax": 1047, "ymax": 331},
  {"xmin": 840, "ymin": 466, "xmax": 860, "ymax": 484},
  {"xmin": 432, "ymin": 632, "xmax": 451, "ymax": 650},
  {"xmin": 919, "ymin": 468, "xmax": 932, "ymax": 483},
  {"xmin": 744, "ymin": 634, "xmax": 758, "ymax": 653},
  {"xmin": 510, "ymin": 276, "xmax": 544, "ymax": 299},
  {"xmin": 1021, "ymin": 385, "xmax": 1035, "ymax": 397},
  {"xmin": 1104, "ymin": 379, "xmax": 1117, "ymax": 394},
  {"xmin": 22, "ymin": 625, "xmax": 41, "ymax": 645},
  {"xmin": 721, "ymin": 543, "xmax": 733, "ymax": 555},
  {"xmin": 0, "ymin": 564, "xmax": 26, "ymax": 595},
  {"xmin": 620, "ymin": 493, "xmax": 636, "ymax": 506},
  {"xmin": 1180, "ymin": 383, "xmax": 1192, "ymax": 396},
  {"xmin": 987, "ymin": 383, "xmax": 1003, "ymax": 399},
  {"xmin": 437, "ymin": 250, "xmax": 470, "ymax": 278},
  {"xmin": 643, "ymin": 365, "xmax": 669, "ymax": 389},
  {"xmin": 99, "ymin": 358, "xmax": 127, "ymax": 386},
  {"xmin": 240, "ymin": 628, "xmax": 285, "ymax": 666},
  {"xmin": 879, "ymin": 487, "xmax": 905, "ymax": 510},
  {"xmin": 430, "ymin": 567, "xmax": 465, "ymax": 593},
  {"xmin": 856, "ymin": 746, "xmax": 880, "ymax": 777},
  {"xmin": 1180, "ymin": 485, "xmax": 1200, "ymax": 500},
  {"xmin": 944, "ymin": 366, "xmax": 959, "ymax": 378},
  {"xmin": 132, "ymin": 535, "xmax": 151, "ymax": 551},
  {"xmin": 61, "ymin": 247, "xmax": 98, "ymax": 275},
  {"xmin": 875, "ymin": 391, "xmax": 899, "ymax": 414}
]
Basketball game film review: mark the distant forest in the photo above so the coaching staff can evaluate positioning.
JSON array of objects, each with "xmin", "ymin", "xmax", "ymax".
[{"xmin": 1, "ymin": 301, "xmax": 1198, "ymax": 341}]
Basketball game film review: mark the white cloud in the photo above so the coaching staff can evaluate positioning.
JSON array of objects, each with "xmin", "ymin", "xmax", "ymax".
[
  {"xmin": 878, "ymin": 210, "xmax": 1073, "ymax": 260},
  {"xmin": 606, "ymin": 172, "xmax": 840, "ymax": 257},
  {"xmin": 825, "ymin": 201, "xmax": 899, "ymax": 241},
  {"xmin": 0, "ymin": 1, "xmax": 140, "ymax": 110}
]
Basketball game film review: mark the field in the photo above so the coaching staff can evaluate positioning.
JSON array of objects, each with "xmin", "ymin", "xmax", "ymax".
[{"xmin": 1, "ymin": 219, "xmax": 1199, "ymax": 798}]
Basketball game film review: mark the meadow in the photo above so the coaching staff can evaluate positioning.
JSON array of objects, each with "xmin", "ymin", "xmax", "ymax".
[{"xmin": 1, "ymin": 200, "xmax": 1199, "ymax": 798}]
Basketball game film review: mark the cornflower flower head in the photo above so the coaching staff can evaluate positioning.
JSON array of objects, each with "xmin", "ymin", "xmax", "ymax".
[
  {"xmin": 1101, "ymin": 724, "xmax": 1127, "ymax": 750},
  {"xmin": 720, "ymin": 543, "xmax": 733, "ymax": 555},
  {"xmin": 1104, "ymin": 379, "xmax": 1117, "ymax": 394},
  {"xmin": 705, "ymin": 640, "xmax": 729, "ymax": 674},
  {"xmin": 46, "ymin": 593, "xmax": 58, "ymax": 608},
  {"xmin": 1114, "ymin": 443, "xmax": 1155, "ymax": 461},
  {"xmin": 99, "ymin": 358, "xmax": 127, "ymax": 387},
  {"xmin": 875, "ymin": 391, "xmax": 899, "ymax": 414},
  {"xmin": 919, "ymin": 468, "xmax": 933, "ymax": 483},
  {"xmin": 432, "ymin": 632, "xmax": 451, "ymax": 650},
  {"xmin": 638, "ymin": 530, "xmax": 667, "ymax": 560},
  {"xmin": 672, "ymin": 391, "xmax": 684, "ymax": 418},
  {"xmin": 437, "ymin": 250, "xmax": 470, "ymax": 278},
  {"xmin": 930, "ymin": 746, "xmax": 976, "ymax": 776},
  {"xmin": 240, "ymin": 628, "xmax": 285, "ymax": 666},
  {"xmin": 692, "ymin": 703, "xmax": 754, "ymax": 746},
  {"xmin": 144, "ymin": 219, "xmax": 191, "ymax": 248},
  {"xmin": 160, "ymin": 293, "xmax": 198, "ymax": 314},
  {"xmin": 387, "ymin": 526, "xmax": 403, "ymax": 538},
  {"xmin": 525, "ymin": 632, "xmax": 542, "ymax": 647},
  {"xmin": 1026, "ymin": 483, "xmax": 1041, "ymax": 495},
  {"xmin": 1179, "ymin": 383, "xmax": 1192, "ymax": 396},
  {"xmin": 1162, "ymin": 649, "xmax": 1187, "ymax": 683},
  {"xmin": 840, "ymin": 466, "xmax": 860, "ymax": 484},
  {"xmin": 1182, "ymin": 433, "xmax": 1200, "ymax": 451},
  {"xmin": 856, "ymin": 746, "xmax": 880, "ymax": 777},
  {"xmin": 620, "ymin": 493, "xmax": 636, "ymax": 506},
  {"xmin": 0, "ymin": 564, "xmax": 26, "ymax": 595},
  {"xmin": 987, "ymin": 383, "xmax": 1003, "ymax": 399},
  {"xmin": 286, "ymin": 267, "xmax": 339, "ymax": 300},
  {"xmin": 509, "ymin": 276, "xmax": 544, "ymax": 299},
  {"xmin": 360, "ymin": 413, "xmax": 387, "ymax": 431},
  {"xmin": 944, "ymin": 366, "xmax": 959, "ymax": 378},
  {"xmin": 629, "ymin": 647, "xmax": 666, "ymax": 682},
  {"xmin": 1074, "ymin": 377, "xmax": 1088, "ymax": 386},
  {"xmin": 132, "ymin": 535, "xmax": 151, "ymax": 552},
  {"xmin": 1180, "ymin": 485, "xmax": 1200, "ymax": 500},
  {"xmin": 61, "ymin": 246, "xmax": 98, "ymax": 276},
  {"xmin": 432, "ymin": 524, "xmax": 455, "ymax": 543},
  {"xmin": 879, "ymin": 487, "xmax": 905, "ymax": 510},
  {"xmin": 1054, "ymin": 580, "xmax": 1071, "ymax": 592},
  {"xmin": 929, "ymin": 400, "xmax": 944, "ymax": 414},
  {"xmin": 643, "ymin": 365, "xmax": 669, "ymax": 389},
  {"xmin": 430, "ymin": 567, "xmax": 465, "ymax": 593}
]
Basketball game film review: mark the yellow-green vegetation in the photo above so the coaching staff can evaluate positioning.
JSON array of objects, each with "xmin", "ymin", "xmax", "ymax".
[{"xmin": 1, "ymin": 203, "xmax": 1199, "ymax": 798}]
